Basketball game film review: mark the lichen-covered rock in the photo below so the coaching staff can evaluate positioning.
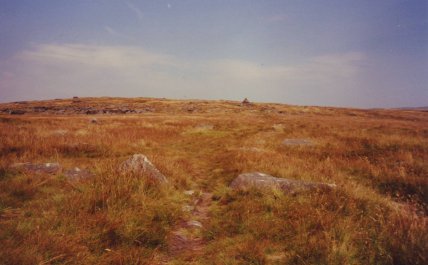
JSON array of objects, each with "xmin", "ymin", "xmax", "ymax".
[
  {"xmin": 11, "ymin": 162, "xmax": 61, "ymax": 174},
  {"xmin": 230, "ymin": 172, "xmax": 336, "ymax": 194},
  {"xmin": 119, "ymin": 154, "xmax": 168, "ymax": 184}
]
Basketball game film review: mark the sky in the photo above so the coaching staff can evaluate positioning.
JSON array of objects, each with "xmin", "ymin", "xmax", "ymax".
[{"xmin": 0, "ymin": 0, "xmax": 427, "ymax": 108}]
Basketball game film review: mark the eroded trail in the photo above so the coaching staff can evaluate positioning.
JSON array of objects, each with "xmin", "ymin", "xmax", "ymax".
[
  {"xmin": 157, "ymin": 191, "xmax": 212, "ymax": 264},
  {"xmin": 168, "ymin": 192, "xmax": 212, "ymax": 255}
]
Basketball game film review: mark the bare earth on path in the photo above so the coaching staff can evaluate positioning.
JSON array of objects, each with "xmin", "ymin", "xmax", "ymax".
[{"xmin": 154, "ymin": 191, "xmax": 213, "ymax": 264}]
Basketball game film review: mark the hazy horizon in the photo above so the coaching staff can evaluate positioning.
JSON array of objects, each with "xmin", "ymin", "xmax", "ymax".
[{"xmin": 0, "ymin": 0, "xmax": 427, "ymax": 108}]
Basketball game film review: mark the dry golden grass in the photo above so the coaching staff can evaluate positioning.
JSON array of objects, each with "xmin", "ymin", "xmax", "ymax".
[{"xmin": 0, "ymin": 97, "xmax": 427, "ymax": 264}]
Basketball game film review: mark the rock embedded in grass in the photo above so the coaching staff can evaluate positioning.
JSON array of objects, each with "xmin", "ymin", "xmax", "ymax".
[
  {"xmin": 11, "ymin": 162, "xmax": 61, "ymax": 174},
  {"xmin": 186, "ymin": 220, "xmax": 203, "ymax": 228},
  {"xmin": 282, "ymin": 138, "xmax": 314, "ymax": 146},
  {"xmin": 184, "ymin": 190, "xmax": 195, "ymax": 196},
  {"xmin": 230, "ymin": 172, "xmax": 336, "ymax": 194},
  {"xmin": 64, "ymin": 167, "xmax": 94, "ymax": 181},
  {"xmin": 119, "ymin": 154, "xmax": 168, "ymax": 184}
]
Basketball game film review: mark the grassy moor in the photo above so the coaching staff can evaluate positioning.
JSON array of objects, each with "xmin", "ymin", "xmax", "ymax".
[{"xmin": 0, "ymin": 97, "xmax": 427, "ymax": 264}]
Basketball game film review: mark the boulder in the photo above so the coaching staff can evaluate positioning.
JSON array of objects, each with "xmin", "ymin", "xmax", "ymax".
[
  {"xmin": 12, "ymin": 162, "xmax": 61, "ymax": 174},
  {"xmin": 119, "ymin": 154, "xmax": 168, "ymax": 184},
  {"xmin": 230, "ymin": 172, "xmax": 336, "ymax": 194}
]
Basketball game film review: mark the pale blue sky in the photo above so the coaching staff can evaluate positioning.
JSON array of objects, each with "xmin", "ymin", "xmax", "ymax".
[{"xmin": 0, "ymin": 0, "xmax": 427, "ymax": 107}]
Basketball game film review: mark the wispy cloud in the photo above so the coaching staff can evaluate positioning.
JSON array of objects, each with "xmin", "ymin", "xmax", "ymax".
[
  {"xmin": 104, "ymin": 26, "xmax": 133, "ymax": 40},
  {"xmin": 105, "ymin": 26, "xmax": 118, "ymax": 35},
  {"xmin": 126, "ymin": 2, "xmax": 144, "ymax": 20},
  {"xmin": 1, "ymin": 43, "xmax": 366, "ymax": 105},
  {"xmin": 17, "ymin": 44, "xmax": 178, "ymax": 68}
]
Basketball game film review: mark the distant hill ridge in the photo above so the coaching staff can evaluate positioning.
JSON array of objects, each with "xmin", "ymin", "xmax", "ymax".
[{"xmin": 0, "ymin": 97, "xmax": 427, "ymax": 120}]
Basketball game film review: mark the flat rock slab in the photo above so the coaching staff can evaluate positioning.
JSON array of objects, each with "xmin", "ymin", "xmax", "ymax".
[
  {"xmin": 282, "ymin": 138, "xmax": 314, "ymax": 146},
  {"xmin": 11, "ymin": 162, "xmax": 61, "ymax": 174},
  {"xmin": 230, "ymin": 172, "xmax": 336, "ymax": 194},
  {"xmin": 186, "ymin": 220, "xmax": 203, "ymax": 229},
  {"xmin": 64, "ymin": 167, "xmax": 94, "ymax": 181},
  {"xmin": 119, "ymin": 154, "xmax": 168, "ymax": 184}
]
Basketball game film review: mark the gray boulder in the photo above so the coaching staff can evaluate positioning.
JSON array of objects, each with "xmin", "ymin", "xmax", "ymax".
[
  {"xmin": 12, "ymin": 162, "xmax": 61, "ymax": 174},
  {"xmin": 230, "ymin": 172, "xmax": 336, "ymax": 194},
  {"xmin": 119, "ymin": 154, "xmax": 168, "ymax": 184}
]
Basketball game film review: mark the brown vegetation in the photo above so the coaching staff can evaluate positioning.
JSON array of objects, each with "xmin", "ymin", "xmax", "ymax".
[{"xmin": 0, "ymin": 97, "xmax": 427, "ymax": 264}]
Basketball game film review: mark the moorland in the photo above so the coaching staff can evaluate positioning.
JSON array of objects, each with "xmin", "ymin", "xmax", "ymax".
[{"xmin": 0, "ymin": 97, "xmax": 427, "ymax": 264}]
